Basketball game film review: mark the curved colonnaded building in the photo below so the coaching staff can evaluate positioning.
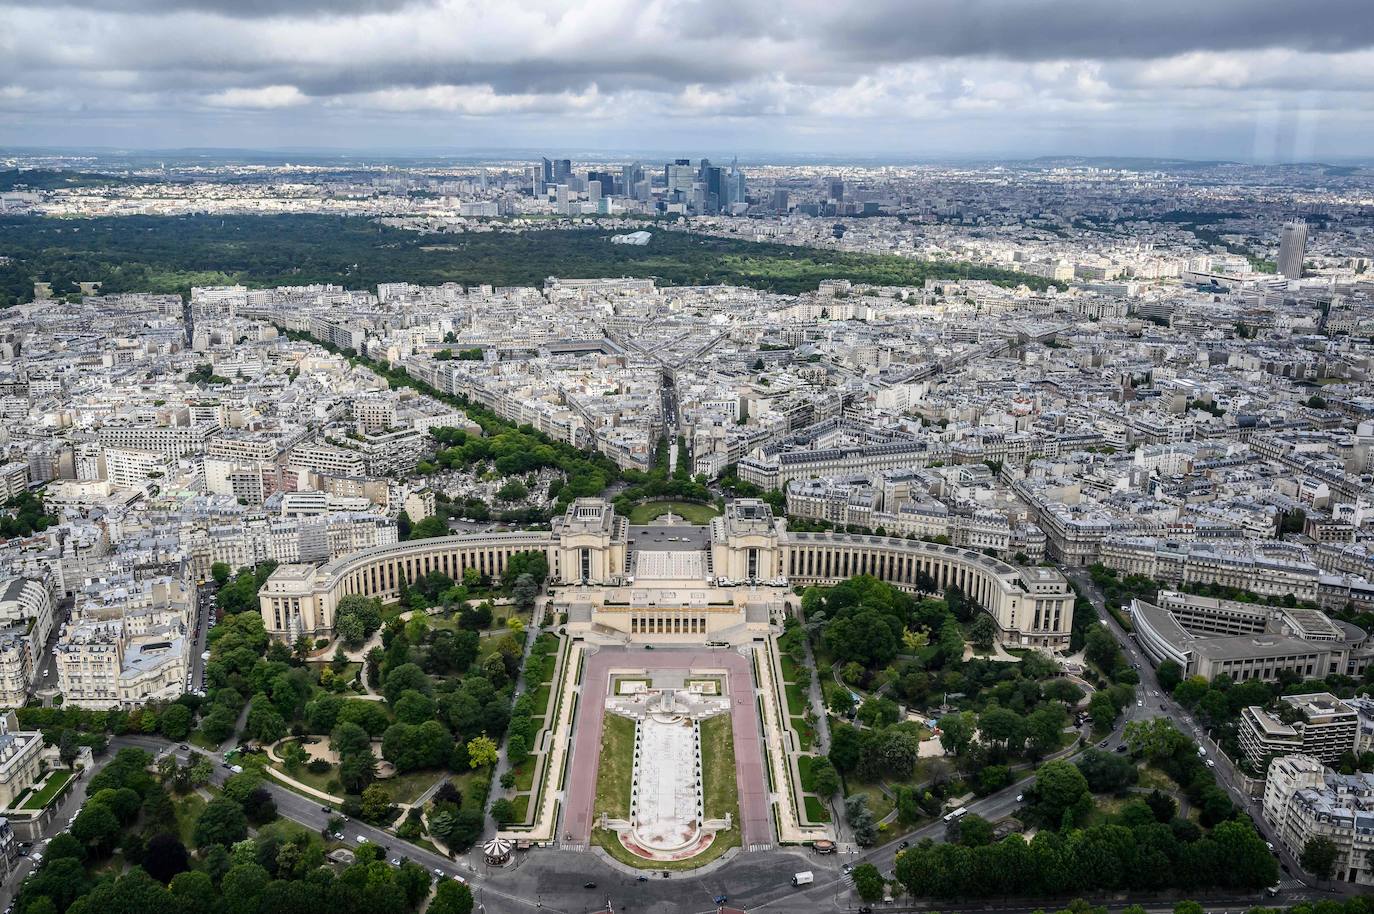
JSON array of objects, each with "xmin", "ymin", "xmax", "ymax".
[{"xmin": 260, "ymin": 498, "xmax": 1074, "ymax": 650}]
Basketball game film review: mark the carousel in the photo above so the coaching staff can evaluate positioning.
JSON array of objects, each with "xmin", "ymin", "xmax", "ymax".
[{"xmin": 482, "ymin": 836, "xmax": 513, "ymax": 867}]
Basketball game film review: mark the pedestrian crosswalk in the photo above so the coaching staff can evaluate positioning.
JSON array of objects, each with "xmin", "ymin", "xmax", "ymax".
[{"xmin": 748, "ymin": 843, "xmax": 774, "ymax": 852}]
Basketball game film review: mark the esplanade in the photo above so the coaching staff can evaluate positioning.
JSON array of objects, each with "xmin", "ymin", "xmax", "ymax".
[{"xmin": 260, "ymin": 498, "xmax": 1074, "ymax": 650}]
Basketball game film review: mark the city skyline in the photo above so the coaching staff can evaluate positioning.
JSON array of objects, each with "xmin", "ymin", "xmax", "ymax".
[{"xmin": 2, "ymin": 0, "xmax": 1372, "ymax": 161}]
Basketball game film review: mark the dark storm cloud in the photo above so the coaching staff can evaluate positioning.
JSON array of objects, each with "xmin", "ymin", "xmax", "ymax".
[
  {"xmin": 273, "ymin": 55, "xmax": 764, "ymax": 99},
  {"xmin": 821, "ymin": 0, "xmax": 1374, "ymax": 62},
  {"xmin": 21, "ymin": 0, "xmax": 430, "ymax": 16},
  {"xmin": 2, "ymin": 0, "xmax": 1373, "ymax": 158}
]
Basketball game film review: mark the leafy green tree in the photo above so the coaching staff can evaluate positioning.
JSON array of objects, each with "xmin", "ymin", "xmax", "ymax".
[
  {"xmin": 810, "ymin": 757, "xmax": 840, "ymax": 798},
  {"xmin": 1156, "ymin": 659, "xmax": 1184, "ymax": 692},
  {"xmin": 58, "ymin": 729, "xmax": 81, "ymax": 769},
  {"xmin": 968, "ymin": 613, "xmax": 997, "ymax": 650},
  {"xmin": 978, "ymin": 707, "xmax": 1026, "ymax": 754},
  {"xmin": 938, "ymin": 711, "xmax": 976, "ymax": 757},
  {"xmin": 361, "ymin": 784, "xmax": 392, "ymax": 822},
  {"xmin": 957, "ymin": 813, "xmax": 993, "ymax": 847},
  {"xmin": 1076, "ymin": 748, "xmax": 1139, "ymax": 793},
  {"xmin": 193, "ymin": 798, "xmax": 248, "ymax": 849},
  {"xmin": 211, "ymin": 562, "xmax": 232, "ymax": 587},
  {"xmin": 510, "ymin": 573, "xmax": 539, "ymax": 612},
  {"xmin": 1025, "ymin": 705, "xmax": 1067, "ymax": 757},
  {"xmin": 19, "ymin": 856, "xmax": 90, "ymax": 911},
  {"xmin": 336, "ymin": 613, "xmax": 366, "ymax": 650},
  {"xmin": 1034, "ymin": 759, "xmax": 1090, "ymax": 827},
  {"xmin": 844, "ymin": 794, "xmax": 877, "ymax": 847},
  {"xmin": 383, "ymin": 663, "xmax": 431, "ymax": 704},
  {"xmin": 394, "ymin": 861, "xmax": 432, "ymax": 908},
  {"xmin": 490, "ymin": 798, "xmax": 516, "ymax": 826},
  {"xmin": 71, "ymin": 803, "xmax": 121, "ymax": 855},
  {"xmin": 158, "ymin": 704, "xmax": 192, "ymax": 740},
  {"xmin": 1084, "ymin": 624, "xmax": 1122, "ymax": 673},
  {"xmin": 340, "ymin": 751, "xmax": 377, "ymax": 793},
  {"xmin": 393, "ymin": 690, "xmax": 436, "ymax": 726},
  {"xmin": 466, "ymin": 735, "xmax": 498, "ymax": 769},
  {"xmin": 851, "ymin": 863, "xmax": 885, "ymax": 902},
  {"xmin": 1088, "ymin": 690, "xmax": 1121, "ymax": 732},
  {"xmin": 141, "ymin": 833, "xmax": 190, "ymax": 884},
  {"xmin": 427, "ymin": 880, "xmax": 474, "ymax": 914},
  {"xmin": 1301, "ymin": 835, "xmax": 1339, "ymax": 880}
]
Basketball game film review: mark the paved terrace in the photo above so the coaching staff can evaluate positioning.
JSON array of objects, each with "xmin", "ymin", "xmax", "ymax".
[{"xmin": 563, "ymin": 647, "xmax": 770, "ymax": 849}]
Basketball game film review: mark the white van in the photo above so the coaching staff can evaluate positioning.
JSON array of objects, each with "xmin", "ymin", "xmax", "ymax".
[{"xmin": 792, "ymin": 871, "xmax": 814, "ymax": 886}]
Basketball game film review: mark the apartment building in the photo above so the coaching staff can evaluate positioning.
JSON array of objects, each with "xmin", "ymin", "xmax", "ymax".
[
  {"xmin": 56, "ymin": 619, "xmax": 186, "ymax": 709},
  {"xmin": 1240, "ymin": 693, "xmax": 1359, "ymax": 769},
  {"xmin": 287, "ymin": 443, "xmax": 367, "ymax": 478},
  {"xmin": 0, "ymin": 464, "xmax": 28, "ymax": 502},
  {"xmin": 0, "ymin": 712, "xmax": 44, "ymax": 810},
  {"xmin": 0, "ymin": 577, "xmax": 54, "ymax": 707},
  {"xmin": 96, "ymin": 423, "xmax": 217, "ymax": 459},
  {"xmin": 1263, "ymin": 755, "xmax": 1374, "ymax": 886}
]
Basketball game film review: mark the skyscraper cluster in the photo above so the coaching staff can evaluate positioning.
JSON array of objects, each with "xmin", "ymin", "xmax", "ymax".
[{"xmin": 531, "ymin": 155, "xmax": 747, "ymax": 215}]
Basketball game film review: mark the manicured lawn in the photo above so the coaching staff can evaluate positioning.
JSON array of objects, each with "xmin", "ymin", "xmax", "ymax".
[
  {"xmin": 258, "ymin": 817, "xmax": 326, "ymax": 855},
  {"xmin": 784, "ymin": 681, "xmax": 808, "ymax": 718},
  {"xmin": 530, "ymin": 682, "xmax": 553, "ymax": 718},
  {"xmin": 273, "ymin": 757, "xmax": 341, "ymax": 796},
  {"xmin": 846, "ymin": 782, "xmax": 894, "ymax": 822},
  {"xmin": 627, "ymin": 500, "xmax": 721, "ymax": 525},
  {"xmin": 511, "ymin": 754, "xmax": 538, "ymax": 792},
  {"xmin": 792, "ymin": 717, "xmax": 815, "ymax": 752},
  {"xmin": 803, "ymin": 795, "xmax": 831, "ymax": 823},
  {"xmin": 510, "ymin": 794, "xmax": 530, "ymax": 822},
  {"xmin": 797, "ymin": 755, "xmax": 819, "ymax": 793},
  {"xmin": 592, "ymin": 825, "xmax": 741, "ymax": 871},
  {"xmin": 21, "ymin": 770, "xmax": 73, "ymax": 809},
  {"xmin": 700, "ymin": 715, "xmax": 738, "ymax": 823},
  {"xmin": 173, "ymin": 793, "xmax": 207, "ymax": 846},
  {"xmin": 190, "ymin": 729, "xmax": 222, "ymax": 751},
  {"xmin": 780, "ymin": 654, "xmax": 803, "ymax": 685},
  {"xmin": 375, "ymin": 768, "xmax": 445, "ymax": 805},
  {"xmin": 593, "ymin": 713, "xmax": 636, "ymax": 820}
]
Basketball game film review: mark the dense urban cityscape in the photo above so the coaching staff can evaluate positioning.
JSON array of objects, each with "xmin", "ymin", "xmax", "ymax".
[
  {"xmin": 0, "ymin": 147, "xmax": 1370, "ymax": 914},
  {"xmin": 0, "ymin": 1, "xmax": 1373, "ymax": 913}
]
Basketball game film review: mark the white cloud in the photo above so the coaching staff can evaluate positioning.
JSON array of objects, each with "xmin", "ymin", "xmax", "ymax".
[{"xmin": 203, "ymin": 85, "xmax": 308, "ymax": 108}]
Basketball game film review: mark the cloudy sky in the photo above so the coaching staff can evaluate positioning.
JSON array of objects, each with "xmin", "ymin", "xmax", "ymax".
[{"xmin": 2, "ymin": 0, "xmax": 1372, "ymax": 161}]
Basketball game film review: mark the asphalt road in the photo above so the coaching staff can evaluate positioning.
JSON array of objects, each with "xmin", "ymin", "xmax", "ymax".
[
  {"xmin": 4, "ymin": 565, "xmax": 1334, "ymax": 914},
  {"xmin": 1061, "ymin": 567, "xmax": 1312, "ymax": 890}
]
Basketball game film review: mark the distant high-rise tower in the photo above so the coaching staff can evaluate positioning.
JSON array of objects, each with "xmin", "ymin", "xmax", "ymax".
[
  {"xmin": 621, "ymin": 162, "xmax": 643, "ymax": 199},
  {"xmin": 1278, "ymin": 221, "xmax": 1308, "ymax": 280},
  {"xmin": 587, "ymin": 180, "xmax": 601, "ymax": 205},
  {"xmin": 827, "ymin": 176, "xmax": 845, "ymax": 202}
]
